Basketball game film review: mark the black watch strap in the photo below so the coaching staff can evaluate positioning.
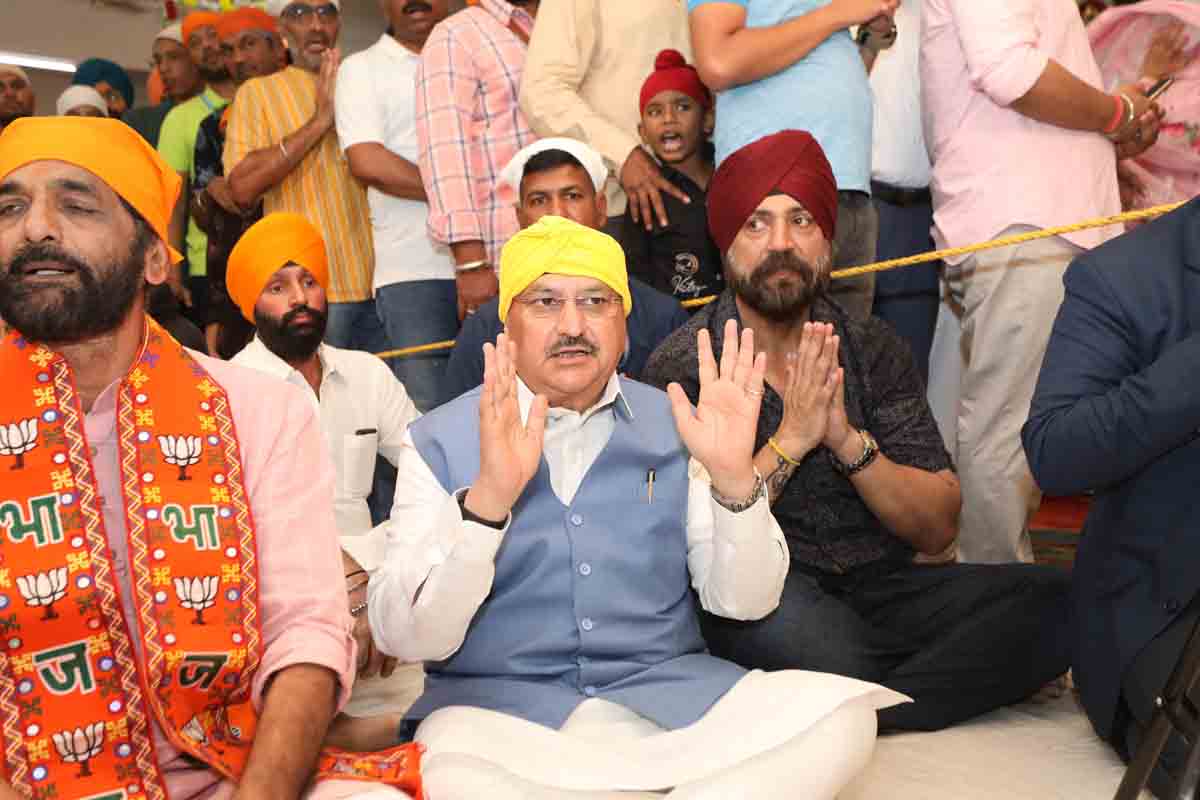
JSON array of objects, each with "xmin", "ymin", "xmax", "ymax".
[{"xmin": 457, "ymin": 491, "xmax": 507, "ymax": 530}]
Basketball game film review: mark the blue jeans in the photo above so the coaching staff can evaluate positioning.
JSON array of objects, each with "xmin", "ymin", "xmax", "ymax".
[
  {"xmin": 324, "ymin": 299, "xmax": 390, "ymax": 356},
  {"xmin": 871, "ymin": 192, "xmax": 940, "ymax": 385},
  {"xmin": 375, "ymin": 279, "xmax": 458, "ymax": 413}
]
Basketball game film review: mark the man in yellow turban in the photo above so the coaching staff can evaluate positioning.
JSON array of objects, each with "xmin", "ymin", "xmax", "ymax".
[
  {"xmin": 0, "ymin": 117, "xmax": 418, "ymax": 799},
  {"xmin": 369, "ymin": 214, "xmax": 904, "ymax": 798},
  {"xmin": 227, "ymin": 213, "xmax": 424, "ymax": 744}
]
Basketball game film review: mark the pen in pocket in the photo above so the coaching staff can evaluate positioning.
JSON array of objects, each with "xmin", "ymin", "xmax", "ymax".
[{"xmin": 646, "ymin": 469, "xmax": 655, "ymax": 504}]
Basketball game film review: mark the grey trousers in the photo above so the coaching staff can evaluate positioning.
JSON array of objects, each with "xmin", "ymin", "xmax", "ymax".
[{"xmin": 829, "ymin": 191, "xmax": 879, "ymax": 321}]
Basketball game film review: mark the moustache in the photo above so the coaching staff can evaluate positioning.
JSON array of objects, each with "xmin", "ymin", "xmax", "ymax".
[
  {"xmin": 754, "ymin": 250, "xmax": 814, "ymax": 282},
  {"xmin": 304, "ymin": 34, "xmax": 331, "ymax": 48},
  {"xmin": 403, "ymin": 0, "xmax": 433, "ymax": 12},
  {"xmin": 282, "ymin": 305, "xmax": 326, "ymax": 327},
  {"xmin": 547, "ymin": 335, "xmax": 597, "ymax": 358},
  {"xmin": 8, "ymin": 243, "xmax": 90, "ymax": 278}
]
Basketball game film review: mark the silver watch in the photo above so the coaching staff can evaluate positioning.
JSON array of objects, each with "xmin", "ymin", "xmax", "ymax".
[{"xmin": 710, "ymin": 472, "xmax": 765, "ymax": 513}]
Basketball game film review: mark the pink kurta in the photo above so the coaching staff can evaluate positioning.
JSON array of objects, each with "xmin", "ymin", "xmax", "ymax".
[
  {"xmin": 82, "ymin": 350, "xmax": 358, "ymax": 798},
  {"xmin": 921, "ymin": 0, "xmax": 1122, "ymax": 262},
  {"xmin": 1088, "ymin": 1, "xmax": 1200, "ymax": 210}
]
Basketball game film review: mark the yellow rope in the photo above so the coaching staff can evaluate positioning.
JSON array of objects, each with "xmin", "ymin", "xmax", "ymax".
[{"xmin": 374, "ymin": 201, "xmax": 1183, "ymax": 360}]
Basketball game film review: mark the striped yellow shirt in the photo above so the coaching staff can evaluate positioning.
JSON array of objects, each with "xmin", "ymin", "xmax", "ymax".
[{"xmin": 223, "ymin": 66, "xmax": 374, "ymax": 303}]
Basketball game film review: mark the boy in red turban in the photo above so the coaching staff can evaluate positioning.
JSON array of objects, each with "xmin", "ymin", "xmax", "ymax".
[{"xmin": 620, "ymin": 50, "xmax": 724, "ymax": 305}]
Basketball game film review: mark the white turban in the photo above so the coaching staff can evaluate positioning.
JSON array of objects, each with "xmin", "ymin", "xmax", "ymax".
[
  {"xmin": 498, "ymin": 137, "xmax": 609, "ymax": 204},
  {"xmin": 56, "ymin": 85, "xmax": 109, "ymax": 117},
  {"xmin": 265, "ymin": 0, "xmax": 340, "ymax": 17},
  {"xmin": 0, "ymin": 65, "xmax": 30, "ymax": 84},
  {"xmin": 156, "ymin": 23, "xmax": 184, "ymax": 44}
]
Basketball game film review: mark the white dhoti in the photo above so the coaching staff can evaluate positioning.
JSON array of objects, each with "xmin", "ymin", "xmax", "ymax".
[
  {"xmin": 344, "ymin": 661, "xmax": 427, "ymax": 717},
  {"xmin": 927, "ymin": 226, "xmax": 1082, "ymax": 563},
  {"xmin": 415, "ymin": 670, "xmax": 908, "ymax": 799}
]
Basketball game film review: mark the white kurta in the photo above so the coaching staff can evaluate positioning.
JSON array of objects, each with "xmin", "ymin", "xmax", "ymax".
[
  {"xmin": 372, "ymin": 375, "xmax": 908, "ymax": 796},
  {"xmin": 231, "ymin": 338, "xmax": 424, "ymax": 716}
]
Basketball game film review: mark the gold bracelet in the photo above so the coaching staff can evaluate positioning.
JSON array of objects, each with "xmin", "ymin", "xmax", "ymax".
[
  {"xmin": 767, "ymin": 437, "xmax": 803, "ymax": 467},
  {"xmin": 278, "ymin": 139, "xmax": 289, "ymax": 161}
]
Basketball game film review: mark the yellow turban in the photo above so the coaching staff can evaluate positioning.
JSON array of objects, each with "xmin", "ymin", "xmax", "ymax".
[
  {"xmin": 226, "ymin": 212, "xmax": 329, "ymax": 322},
  {"xmin": 0, "ymin": 117, "xmax": 182, "ymax": 263},
  {"xmin": 498, "ymin": 216, "xmax": 631, "ymax": 323}
]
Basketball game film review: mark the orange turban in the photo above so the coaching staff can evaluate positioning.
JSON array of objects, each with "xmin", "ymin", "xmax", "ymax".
[
  {"xmin": 182, "ymin": 11, "xmax": 221, "ymax": 45},
  {"xmin": 0, "ymin": 117, "xmax": 182, "ymax": 263},
  {"xmin": 217, "ymin": 7, "xmax": 278, "ymax": 40},
  {"xmin": 226, "ymin": 213, "xmax": 329, "ymax": 322}
]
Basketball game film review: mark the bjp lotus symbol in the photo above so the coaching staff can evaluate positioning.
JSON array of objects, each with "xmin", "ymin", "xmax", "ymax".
[
  {"xmin": 158, "ymin": 435, "xmax": 202, "ymax": 481},
  {"xmin": 0, "ymin": 418, "xmax": 38, "ymax": 470},
  {"xmin": 16, "ymin": 568, "xmax": 68, "ymax": 620},
  {"xmin": 174, "ymin": 575, "xmax": 219, "ymax": 624},
  {"xmin": 52, "ymin": 722, "xmax": 105, "ymax": 777}
]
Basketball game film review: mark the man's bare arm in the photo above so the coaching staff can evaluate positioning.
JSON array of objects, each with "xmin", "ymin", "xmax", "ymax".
[
  {"xmin": 691, "ymin": 0, "xmax": 896, "ymax": 91},
  {"xmin": 345, "ymin": 143, "xmax": 426, "ymax": 201},
  {"xmin": 228, "ymin": 49, "xmax": 340, "ymax": 209},
  {"xmin": 231, "ymin": 663, "xmax": 339, "ymax": 800},
  {"xmin": 227, "ymin": 113, "xmax": 332, "ymax": 210}
]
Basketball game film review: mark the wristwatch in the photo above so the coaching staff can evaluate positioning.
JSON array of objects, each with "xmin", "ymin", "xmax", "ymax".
[
  {"xmin": 710, "ymin": 472, "xmax": 765, "ymax": 513},
  {"xmin": 831, "ymin": 430, "xmax": 880, "ymax": 477},
  {"xmin": 457, "ymin": 489, "xmax": 508, "ymax": 530}
]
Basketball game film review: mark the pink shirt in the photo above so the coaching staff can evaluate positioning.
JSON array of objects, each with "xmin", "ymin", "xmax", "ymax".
[
  {"xmin": 920, "ymin": 0, "xmax": 1122, "ymax": 261},
  {"xmin": 415, "ymin": 0, "xmax": 537, "ymax": 265},
  {"xmin": 84, "ymin": 351, "xmax": 355, "ymax": 798}
]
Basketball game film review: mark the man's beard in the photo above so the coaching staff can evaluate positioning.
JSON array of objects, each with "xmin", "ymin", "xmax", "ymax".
[
  {"xmin": 0, "ymin": 240, "xmax": 146, "ymax": 345},
  {"xmin": 200, "ymin": 65, "xmax": 231, "ymax": 83},
  {"xmin": 726, "ymin": 249, "xmax": 831, "ymax": 323},
  {"xmin": 254, "ymin": 304, "xmax": 327, "ymax": 362},
  {"xmin": 0, "ymin": 108, "xmax": 32, "ymax": 127}
]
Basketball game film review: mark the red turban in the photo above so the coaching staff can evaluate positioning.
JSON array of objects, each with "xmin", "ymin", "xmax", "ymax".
[
  {"xmin": 217, "ymin": 7, "xmax": 278, "ymax": 40},
  {"xmin": 182, "ymin": 11, "xmax": 221, "ymax": 46},
  {"xmin": 707, "ymin": 130, "xmax": 838, "ymax": 253},
  {"xmin": 639, "ymin": 49, "xmax": 711, "ymax": 114}
]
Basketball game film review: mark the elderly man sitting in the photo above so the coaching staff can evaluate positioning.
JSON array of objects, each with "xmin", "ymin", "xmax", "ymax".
[{"xmin": 369, "ymin": 215, "xmax": 905, "ymax": 798}]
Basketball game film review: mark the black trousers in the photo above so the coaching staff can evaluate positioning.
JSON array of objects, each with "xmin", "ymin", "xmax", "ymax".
[
  {"xmin": 701, "ymin": 561, "xmax": 1071, "ymax": 732},
  {"xmin": 1117, "ymin": 591, "xmax": 1200, "ymax": 797}
]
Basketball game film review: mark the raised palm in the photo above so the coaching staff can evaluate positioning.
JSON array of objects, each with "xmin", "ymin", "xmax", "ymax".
[
  {"xmin": 468, "ymin": 334, "xmax": 547, "ymax": 521},
  {"xmin": 668, "ymin": 319, "xmax": 766, "ymax": 496}
]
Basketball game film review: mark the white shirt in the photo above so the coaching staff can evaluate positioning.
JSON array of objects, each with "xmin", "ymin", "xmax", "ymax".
[
  {"xmin": 368, "ymin": 374, "xmax": 790, "ymax": 663},
  {"xmin": 868, "ymin": 0, "xmax": 931, "ymax": 189},
  {"xmin": 231, "ymin": 338, "xmax": 420, "ymax": 570},
  {"xmin": 335, "ymin": 34, "xmax": 455, "ymax": 288}
]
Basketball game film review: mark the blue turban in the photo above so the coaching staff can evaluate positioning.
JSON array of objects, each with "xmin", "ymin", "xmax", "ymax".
[{"xmin": 72, "ymin": 58, "xmax": 135, "ymax": 110}]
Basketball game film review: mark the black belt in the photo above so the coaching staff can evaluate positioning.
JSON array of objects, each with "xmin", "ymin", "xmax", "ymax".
[{"xmin": 871, "ymin": 180, "xmax": 931, "ymax": 208}]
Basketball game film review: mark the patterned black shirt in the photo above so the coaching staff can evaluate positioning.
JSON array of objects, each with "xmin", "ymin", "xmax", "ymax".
[{"xmin": 642, "ymin": 291, "xmax": 953, "ymax": 574}]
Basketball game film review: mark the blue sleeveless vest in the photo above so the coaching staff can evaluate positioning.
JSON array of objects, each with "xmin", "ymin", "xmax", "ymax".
[{"xmin": 405, "ymin": 379, "xmax": 745, "ymax": 730}]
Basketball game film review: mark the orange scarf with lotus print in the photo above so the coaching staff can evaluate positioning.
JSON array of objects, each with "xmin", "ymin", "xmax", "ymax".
[{"xmin": 0, "ymin": 321, "xmax": 421, "ymax": 800}]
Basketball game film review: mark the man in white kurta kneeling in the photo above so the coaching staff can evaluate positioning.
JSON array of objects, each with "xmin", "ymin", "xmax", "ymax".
[{"xmin": 369, "ymin": 215, "xmax": 907, "ymax": 798}]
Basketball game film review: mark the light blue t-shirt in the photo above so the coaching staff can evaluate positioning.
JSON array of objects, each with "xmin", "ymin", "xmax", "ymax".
[{"xmin": 689, "ymin": 0, "xmax": 873, "ymax": 192}]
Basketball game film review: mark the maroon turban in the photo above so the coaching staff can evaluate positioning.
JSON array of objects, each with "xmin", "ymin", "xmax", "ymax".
[
  {"xmin": 707, "ymin": 130, "xmax": 838, "ymax": 253},
  {"xmin": 640, "ymin": 49, "xmax": 711, "ymax": 113}
]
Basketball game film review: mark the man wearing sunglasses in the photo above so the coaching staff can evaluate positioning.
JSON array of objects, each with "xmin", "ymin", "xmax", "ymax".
[{"xmin": 224, "ymin": 0, "xmax": 381, "ymax": 358}]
